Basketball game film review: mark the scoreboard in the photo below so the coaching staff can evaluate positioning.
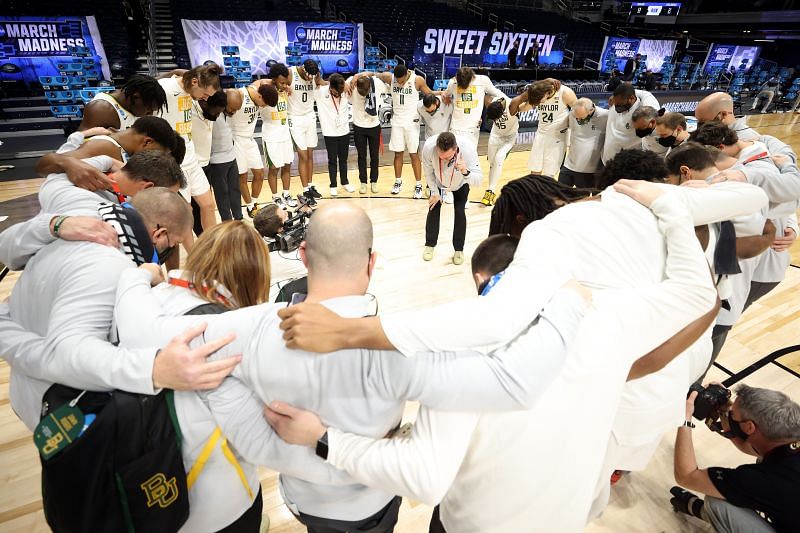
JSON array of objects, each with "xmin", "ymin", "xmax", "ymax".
[{"xmin": 630, "ymin": 2, "xmax": 682, "ymax": 23}]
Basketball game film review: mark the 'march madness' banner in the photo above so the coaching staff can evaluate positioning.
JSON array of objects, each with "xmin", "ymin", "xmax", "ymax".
[
  {"xmin": 181, "ymin": 20, "xmax": 363, "ymax": 75},
  {"xmin": 0, "ymin": 16, "xmax": 110, "ymax": 83},
  {"xmin": 414, "ymin": 29, "xmax": 566, "ymax": 67}
]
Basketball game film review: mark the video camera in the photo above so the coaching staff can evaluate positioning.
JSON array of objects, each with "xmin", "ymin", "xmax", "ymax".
[{"xmin": 269, "ymin": 209, "xmax": 311, "ymax": 253}]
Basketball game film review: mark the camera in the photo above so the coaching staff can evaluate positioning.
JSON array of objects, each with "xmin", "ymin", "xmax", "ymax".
[
  {"xmin": 270, "ymin": 210, "xmax": 311, "ymax": 253},
  {"xmin": 689, "ymin": 383, "xmax": 732, "ymax": 421}
]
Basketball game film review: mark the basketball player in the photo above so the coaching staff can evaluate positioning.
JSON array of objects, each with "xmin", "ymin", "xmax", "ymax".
[
  {"xmin": 356, "ymin": 64, "xmax": 437, "ymax": 198},
  {"xmin": 36, "ymin": 116, "xmax": 184, "ymax": 178},
  {"xmin": 157, "ymin": 63, "xmax": 222, "ymax": 236},
  {"xmin": 261, "ymin": 83, "xmax": 297, "ymax": 210},
  {"xmin": 79, "ymin": 74, "xmax": 167, "ymax": 131},
  {"xmin": 526, "ymin": 79, "xmax": 577, "ymax": 177},
  {"xmin": 446, "ymin": 67, "xmax": 505, "ymax": 147},
  {"xmin": 418, "ymin": 93, "xmax": 452, "ymax": 139},
  {"xmin": 287, "ymin": 59, "xmax": 325, "ymax": 201},
  {"xmin": 482, "ymin": 92, "xmax": 526, "ymax": 205},
  {"xmin": 225, "ymin": 79, "xmax": 271, "ymax": 217}
]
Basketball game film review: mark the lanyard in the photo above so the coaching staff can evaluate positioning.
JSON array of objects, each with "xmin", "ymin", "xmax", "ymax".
[
  {"xmin": 439, "ymin": 149, "xmax": 461, "ymax": 189},
  {"xmin": 167, "ymin": 269, "xmax": 237, "ymax": 309},
  {"xmin": 480, "ymin": 270, "xmax": 505, "ymax": 296},
  {"xmin": 742, "ymin": 151, "xmax": 769, "ymax": 165},
  {"xmin": 111, "ymin": 181, "xmax": 129, "ymax": 206},
  {"xmin": 331, "ymin": 94, "xmax": 341, "ymax": 115}
]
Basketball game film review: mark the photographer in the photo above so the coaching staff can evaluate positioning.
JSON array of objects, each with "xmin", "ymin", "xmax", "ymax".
[
  {"xmin": 253, "ymin": 204, "xmax": 309, "ymax": 301},
  {"xmin": 671, "ymin": 384, "xmax": 800, "ymax": 533}
]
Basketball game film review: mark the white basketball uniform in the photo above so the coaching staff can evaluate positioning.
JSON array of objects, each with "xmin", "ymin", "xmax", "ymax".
[
  {"xmin": 261, "ymin": 91, "xmax": 294, "ymax": 168},
  {"xmin": 287, "ymin": 66, "xmax": 318, "ymax": 150},
  {"xmin": 157, "ymin": 76, "xmax": 210, "ymax": 199},
  {"xmin": 488, "ymin": 95, "xmax": 520, "ymax": 191},
  {"xmin": 529, "ymin": 86, "xmax": 570, "ymax": 177},
  {"xmin": 228, "ymin": 87, "xmax": 264, "ymax": 174},
  {"xmin": 389, "ymin": 72, "xmax": 421, "ymax": 153},
  {"xmin": 91, "ymin": 91, "xmax": 137, "ymax": 130}
]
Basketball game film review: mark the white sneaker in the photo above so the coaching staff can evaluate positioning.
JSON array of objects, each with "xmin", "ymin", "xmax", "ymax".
[
  {"xmin": 413, "ymin": 184, "xmax": 423, "ymax": 199},
  {"xmin": 329, "ymin": 187, "xmax": 338, "ymax": 197},
  {"xmin": 391, "ymin": 179, "xmax": 402, "ymax": 195},
  {"xmin": 443, "ymin": 190, "xmax": 454, "ymax": 204},
  {"xmin": 344, "ymin": 183, "xmax": 356, "ymax": 193},
  {"xmin": 282, "ymin": 192, "xmax": 298, "ymax": 208},
  {"xmin": 273, "ymin": 196, "xmax": 287, "ymax": 210}
]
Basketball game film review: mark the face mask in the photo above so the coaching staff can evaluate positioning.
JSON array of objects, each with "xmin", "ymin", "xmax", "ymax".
[
  {"xmin": 615, "ymin": 103, "xmax": 632, "ymax": 113},
  {"xmin": 635, "ymin": 127, "xmax": 654, "ymax": 138},
  {"xmin": 576, "ymin": 110, "xmax": 594, "ymax": 125},
  {"xmin": 658, "ymin": 133, "xmax": 678, "ymax": 147},
  {"xmin": 153, "ymin": 245, "xmax": 176, "ymax": 265}
]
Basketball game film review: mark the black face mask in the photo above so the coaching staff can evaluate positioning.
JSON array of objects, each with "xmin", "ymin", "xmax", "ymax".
[
  {"xmin": 615, "ymin": 103, "xmax": 633, "ymax": 113},
  {"xmin": 635, "ymin": 127, "xmax": 654, "ymax": 138},
  {"xmin": 154, "ymin": 245, "xmax": 176, "ymax": 265},
  {"xmin": 576, "ymin": 110, "xmax": 595, "ymax": 125},
  {"xmin": 658, "ymin": 134, "xmax": 678, "ymax": 147}
]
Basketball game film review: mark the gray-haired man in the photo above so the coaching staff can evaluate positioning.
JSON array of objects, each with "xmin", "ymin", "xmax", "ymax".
[{"xmin": 560, "ymin": 97, "xmax": 608, "ymax": 188}]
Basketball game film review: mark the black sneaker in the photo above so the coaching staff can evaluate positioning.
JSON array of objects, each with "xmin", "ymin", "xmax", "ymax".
[
  {"xmin": 307, "ymin": 185, "xmax": 322, "ymax": 199},
  {"xmin": 669, "ymin": 486, "xmax": 703, "ymax": 517},
  {"xmin": 304, "ymin": 193, "xmax": 318, "ymax": 208}
]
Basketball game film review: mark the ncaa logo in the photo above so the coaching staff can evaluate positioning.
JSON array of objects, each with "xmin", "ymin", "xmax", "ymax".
[{"xmin": 295, "ymin": 27, "xmax": 307, "ymax": 41}]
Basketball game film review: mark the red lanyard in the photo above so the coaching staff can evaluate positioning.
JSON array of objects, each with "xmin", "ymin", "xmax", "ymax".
[
  {"xmin": 742, "ymin": 151, "xmax": 769, "ymax": 165},
  {"xmin": 439, "ymin": 150, "xmax": 460, "ymax": 189},
  {"xmin": 111, "ymin": 180, "xmax": 127, "ymax": 205},
  {"xmin": 167, "ymin": 270, "xmax": 236, "ymax": 309},
  {"xmin": 331, "ymin": 94, "xmax": 341, "ymax": 115}
]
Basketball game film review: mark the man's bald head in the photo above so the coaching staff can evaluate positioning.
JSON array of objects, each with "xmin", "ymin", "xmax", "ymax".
[
  {"xmin": 695, "ymin": 92, "xmax": 734, "ymax": 125},
  {"xmin": 304, "ymin": 203, "xmax": 374, "ymax": 279},
  {"xmin": 129, "ymin": 187, "xmax": 193, "ymax": 241},
  {"xmin": 225, "ymin": 87, "xmax": 244, "ymax": 115}
]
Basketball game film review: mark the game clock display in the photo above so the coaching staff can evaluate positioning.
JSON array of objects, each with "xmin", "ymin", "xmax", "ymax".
[{"xmin": 630, "ymin": 2, "xmax": 681, "ymax": 18}]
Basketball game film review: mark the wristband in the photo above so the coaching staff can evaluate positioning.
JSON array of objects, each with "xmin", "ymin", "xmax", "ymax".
[
  {"xmin": 315, "ymin": 430, "xmax": 329, "ymax": 460},
  {"xmin": 52, "ymin": 215, "xmax": 69, "ymax": 237},
  {"xmin": 682, "ymin": 420, "xmax": 696, "ymax": 429}
]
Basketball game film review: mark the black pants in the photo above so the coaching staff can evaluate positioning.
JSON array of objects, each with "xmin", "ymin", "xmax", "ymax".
[
  {"xmin": 353, "ymin": 125, "xmax": 380, "ymax": 183},
  {"xmin": 428, "ymin": 506, "xmax": 446, "ymax": 533},
  {"xmin": 558, "ymin": 165, "xmax": 597, "ymax": 189},
  {"xmin": 324, "ymin": 134, "xmax": 350, "ymax": 187},
  {"xmin": 425, "ymin": 185, "xmax": 469, "ymax": 251},
  {"xmin": 294, "ymin": 496, "xmax": 401, "ymax": 533},
  {"xmin": 699, "ymin": 280, "xmax": 780, "ymax": 382},
  {"xmin": 206, "ymin": 160, "xmax": 243, "ymax": 221},
  {"xmin": 191, "ymin": 197, "xmax": 204, "ymax": 236},
  {"xmin": 215, "ymin": 487, "xmax": 263, "ymax": 532}
]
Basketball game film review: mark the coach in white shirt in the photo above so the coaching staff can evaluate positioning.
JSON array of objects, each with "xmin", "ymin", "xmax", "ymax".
[
  {"xmin": 632, "ymin": 105, "xmax": 669, "ymax": 157},
  {"xmin": 561, "ymin": 97, "xmax": 608, "ymax": 188},
  {"xmin": 347, "ymin": 74, "xmax": 386, "ymax": 193},
  {"xmin": 603, "ymin": 83, "xmax": 660, "ymax": 163}
]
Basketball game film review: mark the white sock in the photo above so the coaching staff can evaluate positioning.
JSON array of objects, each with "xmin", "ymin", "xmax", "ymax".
[
  {"xmin": 272, "ymin": 194, "xmax": 280, "ymax": 200},
  {"xmin": 303, "ymin": 186, "xmax": 310, "ymax": 192},
  {"xmin": 282, "ymin": 190, "xmax": 290, "ymax": 197},
  {"xmin": 416, "ymin": 180, "xmax": 422, "ymax": 186},
  {"xmin": 246, "ymin": 202, "xmax": 254, "ymax": 208}
]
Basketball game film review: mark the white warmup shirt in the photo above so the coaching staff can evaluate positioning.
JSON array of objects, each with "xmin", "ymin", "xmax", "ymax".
[
  {"xmin": 209, "ymin": 115, "xmax": 236, "ymax": 165},
  {"xmin": 191, "ymin": 99, "xmax": 214, "ymax": 167},
  {"xmin": 447, "ymin": 75, "xmax": 504, "ymax": 133},
  {"xmin": 421, "ymin": 135, "xmax": 483, "ymax": 193},
  {"xmin": 602, "ymin": 89, "xmax": 660, "ymax": 163},
  {"xmin": 417, "ymin": 96, "xmax": 452, "ymax": 138},
  {"xmin": 564, "ymin": 107, "xmax": 608, "ymax": 173},
  {"xmin": 315, "ymin": 85, "xmax": 350, "ymax": 137},
  {"xmin": 260, "ymin": 91, "xmax": 291, "ymax": 142}
]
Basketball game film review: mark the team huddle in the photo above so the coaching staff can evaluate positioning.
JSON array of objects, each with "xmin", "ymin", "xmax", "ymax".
[{"xmin": 1, "ymin": 53, "xmax": 800, "ymax": 533}]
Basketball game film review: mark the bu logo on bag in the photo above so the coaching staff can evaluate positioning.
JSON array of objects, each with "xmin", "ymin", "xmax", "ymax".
[{"xmin": 141, "ymin": 473, "xmax": 179, "ymax": 508}]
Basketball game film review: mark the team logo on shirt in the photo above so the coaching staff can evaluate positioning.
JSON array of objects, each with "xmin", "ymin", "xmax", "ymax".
[
  {"xmin": 141, "ymin": 473, "xmax": 179, "ymax": 509},
  {"xmin": 456, "ymin": 86, "xmax": 478, "ymax": 113}
]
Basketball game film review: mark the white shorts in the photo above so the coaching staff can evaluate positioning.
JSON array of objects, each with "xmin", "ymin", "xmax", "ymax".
[
  {"xmin": 388, "ymin": 121, "xmax": 420, "ymax": 153},
  {"xmin": 451, "ymin": 127, "xmax": 480, "ymax": 147},
  {"xmin": 264, "ymin": 139, "xmax": 294, "ymax": 168},
  {"xmin": 528, "ymin": 133, "xmax": 566, "ymax": 177},
  {"xmin": 233, "ymin": 136, "xmax": 264, "ymax": 174},
  {"xmin": 289, "ymin": 113, "xmax": 318, "ymax": 150},
  {"xmin": 179, "ymin": 157, "xmax": 211, "ymax": 200}
]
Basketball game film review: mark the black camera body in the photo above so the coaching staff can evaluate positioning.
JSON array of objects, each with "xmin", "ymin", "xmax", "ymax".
[
  {"xmin": 268, "ymin": 210, "xmax": 311, "ymax": 253},
  {"xmin": 690, "ymin": 383, "xmax": 732, "ymax": 421}
]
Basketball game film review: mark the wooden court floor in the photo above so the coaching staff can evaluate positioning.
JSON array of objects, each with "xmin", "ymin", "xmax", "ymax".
[{"xmin": 0, "ymin": 112, "xmax": 798, "ymax": 532}]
